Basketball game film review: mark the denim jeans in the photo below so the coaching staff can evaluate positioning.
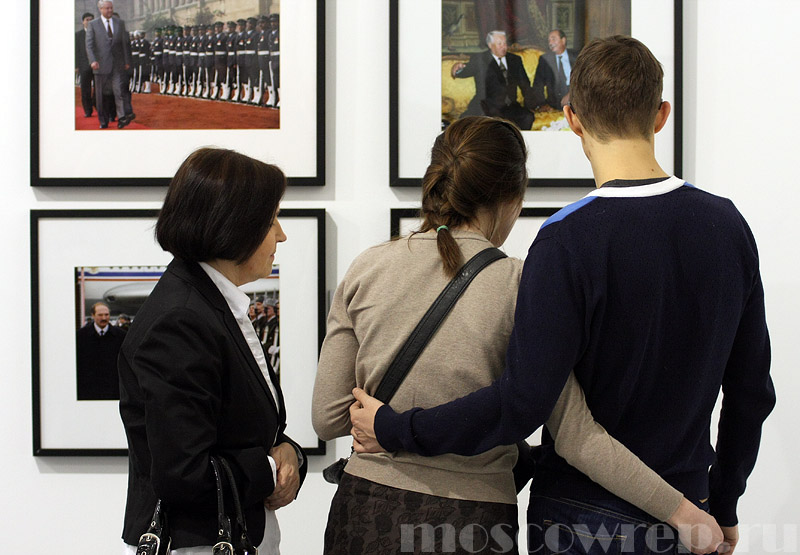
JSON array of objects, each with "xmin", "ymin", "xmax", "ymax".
[{"xmin": 527, "ymin": 495, "xmax": 715, "ymax": 555}]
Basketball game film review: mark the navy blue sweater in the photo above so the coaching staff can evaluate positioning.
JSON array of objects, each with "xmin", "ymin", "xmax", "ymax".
[{"xmin": 375, "ymin": 177, "xmax": 775, "ymax": 526}]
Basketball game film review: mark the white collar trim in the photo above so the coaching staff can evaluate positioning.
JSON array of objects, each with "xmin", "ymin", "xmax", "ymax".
[
  {"xmin": 585, "ymin": 176, "xmax": 685, "ymax": 199},
  {"xmin": 198, "ymin": 262, "xmax": 250, "ymax": 320}
]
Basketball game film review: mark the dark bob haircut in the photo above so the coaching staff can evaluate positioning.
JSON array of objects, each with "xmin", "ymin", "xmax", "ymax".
[{"xmin": 156, "ymin": 147, "xmax": 286, "ymax": 264}]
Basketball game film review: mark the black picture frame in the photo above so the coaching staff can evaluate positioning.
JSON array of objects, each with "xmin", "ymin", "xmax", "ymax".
[
  {"xmin": 389, "ymin": 0, "xmax": 682, "ymax": 188},
  {"xmin": 31, "ymin": 208, "xmax": 326, "ymax": 456},
  {"xmin": 31, "ymin": 1, "xmax": 325, "ymax": 187}
]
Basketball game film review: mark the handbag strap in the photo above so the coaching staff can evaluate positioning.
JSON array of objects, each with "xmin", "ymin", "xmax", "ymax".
[
  {"xmin": 373, "ymin": 247, "xmax": 507, "ymax": 403},
  {"xmin": 209, "ymin": 456, "xmax": 234, "ymax": 554},
  {"xmin": 136, "ymin": 499, "xmax": 170, "ymax": 555},
  {"xmin": 219, "ymin": 457, "xmax": 258, "ymax": 554}
]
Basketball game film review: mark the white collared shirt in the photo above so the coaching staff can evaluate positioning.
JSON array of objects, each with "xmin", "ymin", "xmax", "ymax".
[
  {"xmin": 101, "ymin": 15, "xmax": 114, "ymax": 35},
  {"xmin": 557, "ymin": 51, "xmax": 572, "ymax": 84},
  {"xmin": 93, "ymin": 322, "xmax": 109, "ymax": 335},
  {"xmin": 492, "ymin": 53, "xmax": 507, "ymax": 70}
]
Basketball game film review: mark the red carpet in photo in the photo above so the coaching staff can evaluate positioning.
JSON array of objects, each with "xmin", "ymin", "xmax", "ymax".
[{"xmin": 74, "ymin": 86, "xmax": 280, "ymax": 130}]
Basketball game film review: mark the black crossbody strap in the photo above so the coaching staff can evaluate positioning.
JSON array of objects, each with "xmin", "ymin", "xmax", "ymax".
[{"xmin": 373, "ymin": 247, "xmax": 507, "ymax": 403}]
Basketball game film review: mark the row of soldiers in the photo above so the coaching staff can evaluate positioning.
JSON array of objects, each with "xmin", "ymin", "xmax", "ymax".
[{"xmin": 129, "ymin": 15, "xmax": 280, "ymax": 107}]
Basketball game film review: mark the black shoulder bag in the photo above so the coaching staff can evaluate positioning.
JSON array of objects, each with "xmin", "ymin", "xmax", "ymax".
[
  {"xmin": 137, "ymin": 456, "xmax": 258, "ymax": 555},
  {"xmin": 322, "ymin": 247, "xmax": 508, "ymax": 484}
]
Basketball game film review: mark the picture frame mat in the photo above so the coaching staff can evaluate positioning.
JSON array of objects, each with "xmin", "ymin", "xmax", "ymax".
[
  {"xmin": 32, "ymin": 209, "xmax": 325, "ymax": 455},
  {"xmin": 34, "ymin": 0, "xmax": 323, "ymax": 185},
  {"xmin": 392, "ymin": 0, "xmax": 679, "ymax": 186}
]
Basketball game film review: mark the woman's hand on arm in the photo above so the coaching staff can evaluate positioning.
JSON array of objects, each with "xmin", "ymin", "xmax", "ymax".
[
  {"xmin": 666, "ymin": 498, "xmax": 725, "ymax": 554},
  {"xmin": 547, "ymin": 372, "xmax": 723, "ymax": 554},
  {"xmin": 264, "ymin": 443, "xmax": 300, "ymax": 510}
]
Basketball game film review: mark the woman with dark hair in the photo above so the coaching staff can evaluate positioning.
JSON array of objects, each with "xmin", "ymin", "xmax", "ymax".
[
  {"xmin": 119, "ymin": 147, "xmax": 306, "ymax": 554},
  {"xmin": 312, "ymin": 117, "xmax": 710, "ymax": 554}
]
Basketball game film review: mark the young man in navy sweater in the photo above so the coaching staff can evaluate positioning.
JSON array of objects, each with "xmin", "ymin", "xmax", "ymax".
[{"xmin": 351, "ymin": 36, "xmax": 774, "ymax": 554}]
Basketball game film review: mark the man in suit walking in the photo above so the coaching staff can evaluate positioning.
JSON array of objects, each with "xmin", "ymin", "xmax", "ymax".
[
  {"xmin": 531, "ymin": 29, "xmax": 578, "ymax": 110},
  {"xmin": 75, "ymin": 12, "xmax": 95, "ymax": 118},
  {"xmin": 85, "ymin": 0, "xmax": 132, "ymax": 129},
  {"xmin": 76, "ymin": 302, "xmax": 126, "ymax": 400},
  {"xmin": 450, "ymin": 30, "xmax": 535, "ymax": 130}
]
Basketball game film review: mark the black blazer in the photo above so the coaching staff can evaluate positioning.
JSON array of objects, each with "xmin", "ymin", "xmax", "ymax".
[
  {"xmin": 531, "ymin": 49, "xmax": 578, "ymax": 109},
  {"xmin": 455, "ymin": 50, "xmax": 535, "ymax": 116},
  {"xmin": 119, "ymin": 258, "xmax": 307, "ymax": 548}
]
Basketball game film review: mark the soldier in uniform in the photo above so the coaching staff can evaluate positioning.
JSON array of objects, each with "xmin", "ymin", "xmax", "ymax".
[
  {"xmin": 235, "ymin": 19, "xmax": 248, "ymax": 102},
  {"xmin": 130, "ymin": 32, "xmax": 139, "ymax": 93},
  {"xmin": 212, "ymin": 21, "xmax": 227, "ymax": 100},
  {"xmin": 255, "ymin": 16, "xmax": 272, "ymax": 107},
  {"xmin": 268, "ymin": 13, "xmax": 280, "ymax": 108},
  {"xmin": 161, "ymin": 25, "xmax": 173, "ymax": 94},
  {"xmin": 180, "ymin": 25, "xmax": 192, "ymax": 95},
  {"xmin": 167, "ymin": 25, "xmax": 179, "ymax": 94},
  {"xmin": 174, "ymin": 25, "xmax": 185, "ymax": 95},
  {"xmin": 244, "ymin": 17, "xmax": 259, "ymax": 104},
  {"xmin": 202, "ymin": 23, "xmax": 216, "ymax": 98},
  {"xmin": 137, "ymin": 31, "xmax": 151, "ymax": 93},
  {"xmin": 223, "ymin": 21, "xmax": 238, "ymax": 101},
  {"xmin": 150, "ymin": 28, "xmax": 163, "ymax": 92}
]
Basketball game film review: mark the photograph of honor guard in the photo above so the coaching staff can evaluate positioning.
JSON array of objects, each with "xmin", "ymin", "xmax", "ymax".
[
  {"xmin": 179, "ymin": 26, "xmax": 192, "ymax": 95},
  {"xmin": 235, "ymin": 19, "xmax": 248, "ymax": 102},
  {"xmin": 212, "ymin": 21, "xmax": 227, "ymax": 100},
  {"xmin": 244, "ymin": 17, "xmax": 259, "ymax": 103},
  {"xmin": 136, "ymin": 31, "xmax": 151, "ymax": 93},
  {"xmin": 129, "ymin": 32, "xmax": 140, "ymax": 93},
  {"xmin": 256, "ymin": 16, "xmax": 272, "ymax": 107},
  {"xmin": 203, "ymin": 23, "xmax": 217, "ymax": 99},
  {"xmin": 223, "ymin": 21, "xmax": 238, "ymax": 101},
  {"xmin": 189, "ymin": 26, "xmax": 201, "ymax": 96},
  {"xmin": 150, "ymin": 28, "xmax": 163, "ymax": 91},
  {"xmin": 268, "ymin": 13, "xmax": 280, "ymax": 108}
]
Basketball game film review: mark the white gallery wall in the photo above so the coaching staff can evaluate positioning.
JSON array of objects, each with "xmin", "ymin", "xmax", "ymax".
[{"xmin": 2, "ymin": 1, "xmax": 798, "ymax": 552}]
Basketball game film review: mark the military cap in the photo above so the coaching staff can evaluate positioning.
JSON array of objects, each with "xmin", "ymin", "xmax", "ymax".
[
  {"xmin": 227, "ymin": 20, "xmax": 236, "ymax": 26},
  {"xmin": 237, "ymin": 18, "xmax": 246, "ymax": 25},
  {"xmin": 247, "ymin": 17, "xmax": 258, "ymax": 24},
  {"xmin": 259, "ymin": 15, "xmax": 269, "ymax": 23},
  {"xmin": 269, "ymin": 13, "xmax": 280, "ymax": 22},
  {"xmin": 214, "ymin": 21, "xmax": 224, "ymax": 27}
]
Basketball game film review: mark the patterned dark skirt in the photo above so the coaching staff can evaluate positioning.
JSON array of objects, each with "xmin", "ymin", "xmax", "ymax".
[{"xmin": 324, "ymin": 472, "xmax": 520, "ymax": 555}]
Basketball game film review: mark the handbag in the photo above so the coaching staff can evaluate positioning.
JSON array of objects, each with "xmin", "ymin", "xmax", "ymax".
[
  {"xmin": 136, "ymin": 455, "xmax": 258, "ymax": 555},
  {"xmin": 323, "ymin": 247, "xmax": 508, "ymax": 484}
]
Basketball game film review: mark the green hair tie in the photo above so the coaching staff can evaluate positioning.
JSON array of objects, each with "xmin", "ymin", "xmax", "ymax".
[{"xmin": 436, "ymin": 225, "xmax": 449, "ymax": 233}]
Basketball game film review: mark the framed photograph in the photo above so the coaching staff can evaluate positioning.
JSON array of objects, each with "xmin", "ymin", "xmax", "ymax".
[
  {"xmin": 32, "ymin": 0, "xmax": 324, "ymax": 187},
  {"xmin": 390, "ymin": 207, "xmax": 560, "ymax": 258},
  {"xmin": 390, "ymin": 0, "xmax": 681, "ymax": 187},
  {"xmin": 32, "ymin": 208, "xmax": 326, "ymax": 456}
]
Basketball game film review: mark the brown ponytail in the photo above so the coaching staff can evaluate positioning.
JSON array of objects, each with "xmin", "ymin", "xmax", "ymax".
[{"xmin": 418, "ymin": 117, "xmax": 528, "ymax": 277}]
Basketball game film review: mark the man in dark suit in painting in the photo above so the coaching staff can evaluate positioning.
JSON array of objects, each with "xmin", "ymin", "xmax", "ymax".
[
  {"xmin": 531, "ymin": 29, "xmax": 579, "ymax": 110},
  {"xmin": 76, "ymin": 302, "xmax": 126, "ymax": 400},
  {"xmin": 85, "ymin": 0, "xmax": 132, "ymax": 128},
  {"xmin": 450, "ymin": 30, "xmax": 536, "ymax": 130},
  {"xmin": 75, "ymin": 12, "xmax": 95, "ymax": 118}
]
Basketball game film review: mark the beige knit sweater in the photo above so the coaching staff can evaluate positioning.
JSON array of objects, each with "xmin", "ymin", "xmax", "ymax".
[{"xmin": 312, "ymin": 230, "xmax": 682, "ymax": 520}]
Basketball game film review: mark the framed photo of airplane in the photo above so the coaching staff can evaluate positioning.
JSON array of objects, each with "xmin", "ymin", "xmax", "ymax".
[
  {"xmin": 31, "ymin": 209, "xmax": 327, "ymax": 456},
  {"xmin": 31, "ymin": 0, "xmax": 324, "ymax": 186},
  {"xmin": 389, "ymin": 0, "xmax": 682, "ymax": 187}
]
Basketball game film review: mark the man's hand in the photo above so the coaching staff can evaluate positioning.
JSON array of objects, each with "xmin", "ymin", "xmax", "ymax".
[
  {"xmin": 719, "ymin": 525, "xmax": 739, "ymax": 554},
  {"xmin": 264, "ymin": 442, "xmax": 299, "ymax": 510},
  {"xmin": 666, "ymin": 498, "xmax": 723, "ymax": 554},
  {"xmin": 451, "ymin": 62, "xmax": 466, "ymax": 78},
  {"xmin": 349, "ymin": 388, "xmax": 386, "ymax": 454},
  {"xmin": 91, "ymin": 61, "xmax": 99, "ymax": 70},
  {"xmin": 123, "ymin": 63, "xmax": 130, "ymax": 70}
]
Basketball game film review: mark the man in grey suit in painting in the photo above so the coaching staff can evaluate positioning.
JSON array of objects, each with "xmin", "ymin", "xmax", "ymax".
[{"xmin": 86, "ymin": 0, "xmax": 132, "ymax": 128}]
